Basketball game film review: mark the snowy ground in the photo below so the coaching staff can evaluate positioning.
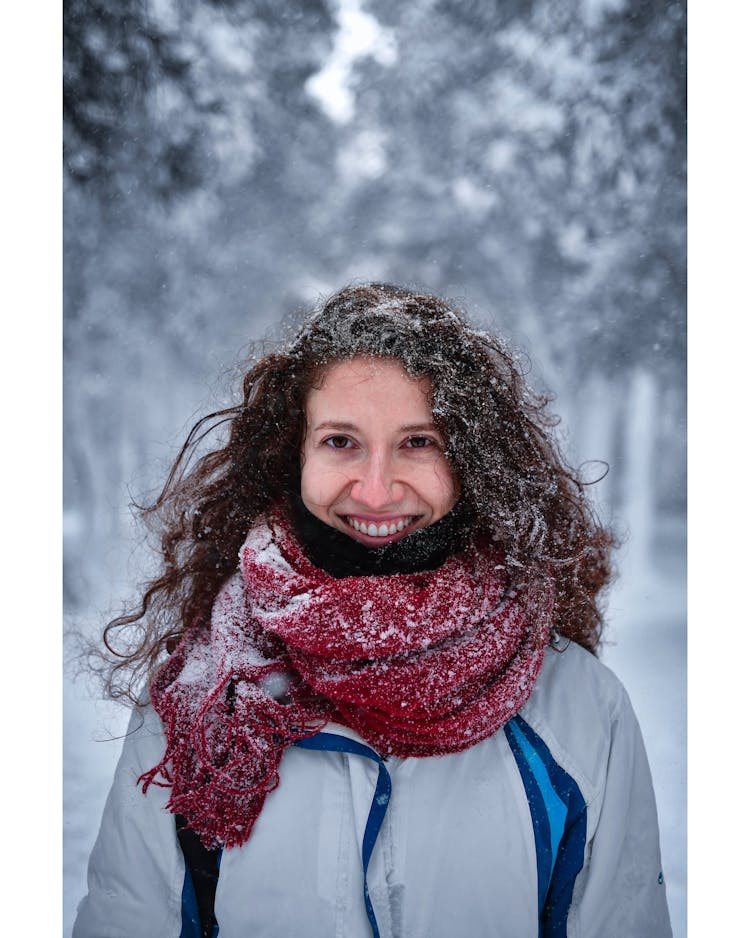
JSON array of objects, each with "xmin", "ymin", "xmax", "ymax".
[{"xmin": 63, "ymin": 522, "xmax": 686, "ymax": 937}]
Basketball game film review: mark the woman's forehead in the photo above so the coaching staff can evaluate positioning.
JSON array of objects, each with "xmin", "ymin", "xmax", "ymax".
[
  {"xmin": 306, "ymin": 357, "xmax": 434, "ymax": 415},
  {"xmin": 315, "ymin": 356, "xmax": 429, "ymax": 389}
]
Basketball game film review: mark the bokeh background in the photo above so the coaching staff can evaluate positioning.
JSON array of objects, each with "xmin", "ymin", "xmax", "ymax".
[{"xmin": 63, "ymin": 1, "xmax": 686, "ymax": 935}]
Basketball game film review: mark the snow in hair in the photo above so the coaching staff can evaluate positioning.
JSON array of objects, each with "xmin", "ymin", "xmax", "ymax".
[{"xmin": 99, "ymin": 282, "xmax": 614, "ymax": 704}]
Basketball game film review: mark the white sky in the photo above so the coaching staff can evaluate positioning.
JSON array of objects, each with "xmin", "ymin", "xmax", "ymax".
[{"xmin": 306, "ymin": 0, "xmax": 397, "ymax": 123}]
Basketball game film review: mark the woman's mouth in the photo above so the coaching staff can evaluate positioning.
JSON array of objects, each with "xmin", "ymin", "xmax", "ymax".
[{"xmin": 343, "ymin": 515, "xmax": 418, "ymax": 542}]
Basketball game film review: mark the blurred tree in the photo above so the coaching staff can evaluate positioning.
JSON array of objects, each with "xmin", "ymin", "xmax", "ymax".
[
  {"xmin": 63, "ymin": 0, "xmax": 338, "ymax": 606},
  {"xmin": 64, "ymin": 0, "xmax": 198, "ymax": 199},
  {"xmin": 64, "ymin": 0, "xmax": 336, "ymax": 201},
  {"xmin": 332, "ymin": 0, "xmax": 686, "ymax": 377}
]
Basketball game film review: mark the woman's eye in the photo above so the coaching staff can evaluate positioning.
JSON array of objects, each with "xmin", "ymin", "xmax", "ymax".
[
  {"xmin": 405, "ymin": 435, "xmax": 435, "ymax": 449},
  {"xmin": 323, "ymin": 435, "xmax": 353, "ymax": 449}
]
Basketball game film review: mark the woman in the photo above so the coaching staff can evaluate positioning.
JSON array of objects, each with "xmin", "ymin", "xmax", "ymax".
[{"xmin": 74, "ymin": 283, "xmax": 672, "ymax": 937}]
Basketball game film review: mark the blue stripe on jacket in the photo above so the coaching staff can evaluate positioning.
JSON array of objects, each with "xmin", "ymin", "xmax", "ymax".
[
  {"xmin": 504, "ymin": 715, "xmax": 587, "ymax": 937},
  {"xmin": 294, "ymin": 732, "xmax": 392, "ymax": 938}
]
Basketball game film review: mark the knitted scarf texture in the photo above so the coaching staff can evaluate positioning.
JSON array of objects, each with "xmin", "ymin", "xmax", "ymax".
[{"xmin": 141, "ymin": 511, "xmax": 553, "ymax": 849}]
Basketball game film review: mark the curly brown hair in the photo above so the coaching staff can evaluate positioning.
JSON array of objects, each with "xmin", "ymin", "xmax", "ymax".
[{"xmin": 102, "ymin": 282, "xmax": 615, "ymax": 701}]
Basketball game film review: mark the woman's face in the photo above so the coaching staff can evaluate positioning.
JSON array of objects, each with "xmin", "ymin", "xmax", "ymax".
[{"xmin": 301, "ymin": 357, "xmax": 459, "ymax": 547}]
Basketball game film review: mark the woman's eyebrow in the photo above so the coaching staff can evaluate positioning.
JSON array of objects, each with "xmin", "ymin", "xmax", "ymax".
[
  {"xmin": 313, "ymin": 421, "xmax": 360, "ymax": 432},
  {"xmin": 314, "ymin": 421, "xmax": 439, "ymax": 433},
  {"xmin": 312, "ymin": 421, "xmax": 440, "ymax": 436},
  {"xmin": 399, "ymin": 423, "xmax": 438, "ymax": 433}
]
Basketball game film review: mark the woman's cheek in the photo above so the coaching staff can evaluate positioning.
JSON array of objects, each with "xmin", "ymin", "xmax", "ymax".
[{"xmin": 301, "ymin": 462, "xmax": 346, "ymax": 505}]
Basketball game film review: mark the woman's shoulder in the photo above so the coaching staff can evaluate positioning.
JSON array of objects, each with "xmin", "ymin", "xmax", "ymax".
[
  {"xmin": 518, "ymin": 637, "xmax": 638, "ymax": 799},
  {"xmin": 532, "ymin": 636, "xmax": 628, "ymax": 712},
  {"xmin": 106, "ymin": 693, "xmax": 170, "ymax": 776}
]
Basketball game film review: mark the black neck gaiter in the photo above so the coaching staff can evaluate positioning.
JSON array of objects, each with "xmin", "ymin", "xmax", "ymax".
[{"xmin": 288, "ymin": 492, "xmax": 471, "ymax": 578}]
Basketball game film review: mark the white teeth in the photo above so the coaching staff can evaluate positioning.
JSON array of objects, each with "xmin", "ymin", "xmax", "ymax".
[{"xmin": 346, "ymin": 516, "xmax": 414, "ymax": 537}]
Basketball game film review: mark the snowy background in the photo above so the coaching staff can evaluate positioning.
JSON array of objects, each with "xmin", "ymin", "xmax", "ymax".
[{"xmin": 63, "ymin": 1, "xmax": 686, "ymax": 935}]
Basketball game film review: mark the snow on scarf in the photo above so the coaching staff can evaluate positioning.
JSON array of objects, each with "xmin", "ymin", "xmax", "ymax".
[{"xmin": 140, "ymin": 511, "xmax": 554, "ymax": 848}]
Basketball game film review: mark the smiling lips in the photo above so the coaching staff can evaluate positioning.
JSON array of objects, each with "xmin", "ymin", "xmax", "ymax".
[{"xmin": 345, "ymin": 515, "xmax": 416, "ymax": 538}]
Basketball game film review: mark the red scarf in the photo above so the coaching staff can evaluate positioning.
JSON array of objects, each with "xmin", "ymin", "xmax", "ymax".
[{"xmin": 141, "ymin": 511, "xmax": 553, "ymax": 848}]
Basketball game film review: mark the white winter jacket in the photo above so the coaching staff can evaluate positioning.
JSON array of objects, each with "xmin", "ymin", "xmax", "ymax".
[{"xmin": 74, "ymin": 638, "xmax": 672, "ymax": 938}]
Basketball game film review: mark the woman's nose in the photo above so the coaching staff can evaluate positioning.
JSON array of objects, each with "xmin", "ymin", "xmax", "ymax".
[{"xmin": 351, "ymin": 454, "xmax": 399, "ymax": 508}]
